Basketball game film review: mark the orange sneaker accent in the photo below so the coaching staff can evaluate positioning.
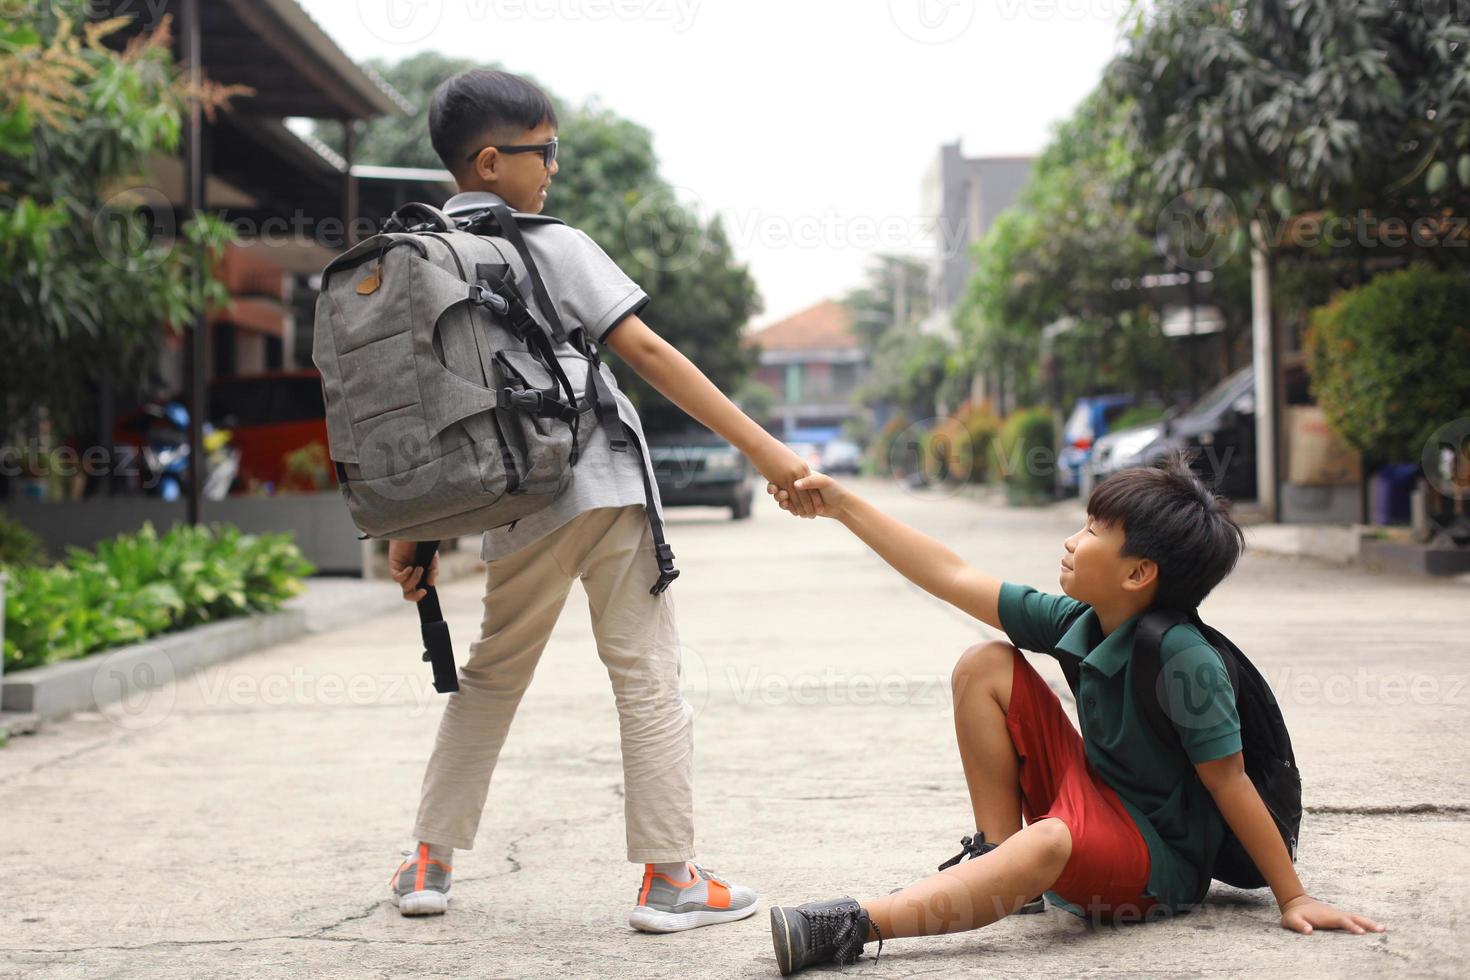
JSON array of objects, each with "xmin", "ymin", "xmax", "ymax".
[
  {"xmin": 638, "ymin": 865, "xmax": 655, "ymax": 906},
  {"xmin": 706, "ymin": 879, "xmax": 731, "ymax": 910},
  {"xmin": 416, "ymin": 843, "xmax": 428, "ymax": 892}
]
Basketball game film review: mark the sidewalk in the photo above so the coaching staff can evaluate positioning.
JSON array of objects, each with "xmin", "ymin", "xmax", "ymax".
[{"xmin": 0, "ymin": 480, "xmax": 1464, "ymax": 977}]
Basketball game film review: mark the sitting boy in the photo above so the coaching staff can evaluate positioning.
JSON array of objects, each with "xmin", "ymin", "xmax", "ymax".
[{"xmin": 763, "ymin": 455, "xmax": 1384, "ymax": 974}]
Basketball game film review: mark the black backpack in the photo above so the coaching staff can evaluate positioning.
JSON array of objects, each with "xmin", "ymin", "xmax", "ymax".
[{"xmin": 1056, "ymin": 607, "xmax": 1302, "ymax": 889}]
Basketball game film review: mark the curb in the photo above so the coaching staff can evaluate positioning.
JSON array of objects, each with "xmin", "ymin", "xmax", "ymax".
[
  {"xmin": 0, "ymin": 542, "xmax": 488, "ymax": 731},
  {"xmin": 0, "ymin": 607, "xmax": 309, "ymax": 722}
]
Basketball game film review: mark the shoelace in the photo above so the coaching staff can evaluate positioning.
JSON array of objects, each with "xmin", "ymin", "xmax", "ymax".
[
  {"xmin": 805, "ymin": 906, "xmax": 882, "ymax": 966},
  {"xmin": 691, "ymin": 864, "xmax": 728, "ymax": 887}
]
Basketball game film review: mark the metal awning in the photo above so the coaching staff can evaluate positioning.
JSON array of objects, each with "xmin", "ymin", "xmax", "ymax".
[{"xmin": 95, "ymin": 0, "xmax": 411, "ymax": 119}]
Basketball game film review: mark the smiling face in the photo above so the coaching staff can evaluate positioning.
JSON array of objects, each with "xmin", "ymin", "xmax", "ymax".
[
  {"xmin": 1059, "ymin": 515, "xmax": 1156, "ymax": 608},
  {"xmin": 463, "ymin": 118, "xmax": 559, "ymax": 213}
]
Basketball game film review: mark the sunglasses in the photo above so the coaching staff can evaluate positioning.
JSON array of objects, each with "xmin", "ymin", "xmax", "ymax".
[{"xmin": 465, "ymin": 137, "xmax": 558, "ymax": 168}]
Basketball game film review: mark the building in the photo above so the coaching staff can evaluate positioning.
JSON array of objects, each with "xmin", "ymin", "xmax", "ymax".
[
  {"xmin": 746, "ymin": 300, "xmax": 869, "ymax": 444},
  {"xmin": 921, "ymin": 143, "xmax": 1034, "ymax": 318}
]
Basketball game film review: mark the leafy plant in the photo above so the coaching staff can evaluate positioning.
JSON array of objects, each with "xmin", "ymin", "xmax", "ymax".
[
  {"xmin": 0, "ymin": 509, "xmax": 43, "ymax": 567},
  {"xmin": 1305, "ymin": 264, "xmax": 1470, "ymax": 464},
  {"xmin": 0, "ymin": 4, "xmax": 243, "ymax": 445},
  {"xmin": 997, "ymin": 408, "xmax": 1058, "ymax": 502},
  {"xmin": 3, "ymin": 522, "xmax": 313, "ymax": 673}
]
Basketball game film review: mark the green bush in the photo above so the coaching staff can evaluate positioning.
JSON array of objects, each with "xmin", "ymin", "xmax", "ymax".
[
  {"xmin": 997, "ymin": 407, "xmax": 1058, "ymax": 502},
  {"xmin": 0, "ymin": 511, "xmax": 44, "ymax": 568},
  {"xmin": 1306, "ymin": 264, "xmax": 1470, "ymax": 463},
  {"xmin": 3, "ymin": 523, "xmax": 314, "ymax": 673},
  {"xmin": 869, "ymin": 411, "xmax": 913, "ymax": 476}
]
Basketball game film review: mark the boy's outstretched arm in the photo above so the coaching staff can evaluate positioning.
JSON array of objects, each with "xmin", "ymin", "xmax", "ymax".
[
  {"xmin": 604, "ymin": 316, "xmax": 821, "ymax": 517},
  {"xmin": 1196, "ymin": 754, "xmax": 1385, "ymax": 935},
  {"xmin": 772, "ymin": 471, "xmax": 1006, "ymax": 631}
]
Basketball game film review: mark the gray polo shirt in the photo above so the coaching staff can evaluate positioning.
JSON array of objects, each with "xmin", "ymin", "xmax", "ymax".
[{"xmin": 441, "ymin": 191, "xmax": 665, "ymax": 562}]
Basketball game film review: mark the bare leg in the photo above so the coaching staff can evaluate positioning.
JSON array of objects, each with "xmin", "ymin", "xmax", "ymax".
[
  {"xmin": 950, "ymin": 641, "xmax": 1026, "ymax": 844},
  {"xmin": 864, "ymin": 819, "xmax": 1072, "ymax": 940}
]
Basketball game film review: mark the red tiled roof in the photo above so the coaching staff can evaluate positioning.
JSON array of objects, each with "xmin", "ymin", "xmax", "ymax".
[{"xmin": 746, "ymin": 300, "xmax": 859, "ymax": 352}]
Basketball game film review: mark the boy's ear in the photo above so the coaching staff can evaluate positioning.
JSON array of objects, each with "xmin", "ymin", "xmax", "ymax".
[{"xmin": 1121, "ymin": 557, "xmax": 1158, "ymax": 594}]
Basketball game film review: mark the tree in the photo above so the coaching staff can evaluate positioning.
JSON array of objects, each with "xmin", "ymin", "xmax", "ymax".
[
  {"xmin": 0, "ymin": 3, "xmax": 234, "ymax": 449},
  {"xmin": 315, "ymin": 53, "xmax": 761, "ymax": 426},
  {"xmin": 1106, "ymin": 0, "xmax": 1470, "ymax": 241},
  {"xmin": 841, "ymin": 253, "xmax": 932, "ymax": 350},
  {"xmin": 952, "ymin": 92, "xmax": 1226, "ymax": 412}
]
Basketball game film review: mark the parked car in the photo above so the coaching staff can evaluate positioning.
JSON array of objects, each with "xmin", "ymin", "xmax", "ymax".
[
  {"xmin": 785, "ymin": 441, "xmax": 824, "ymax": 470},
  {"xmin": 820, "ymin": 438, "xmax": 863, "ymax": 475},
  {"xmin": 1058, "ymin": 394, "xmax": 1136, "ymax": 493},
  {"xmin": 1087, "ymin": 367, "xmax": 1257, "ymax": 501},
  {"xmin": 648, "ymin": 425, "xmax": 758, "ymax": 520}
]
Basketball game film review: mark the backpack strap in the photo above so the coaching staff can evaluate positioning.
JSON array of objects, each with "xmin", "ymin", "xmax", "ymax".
[
  {"xmin": 1132, "ymin": 608, "xmax": 1240, "ymax": 746},
  {"xmin": 384, "ymin": 202, "xmax": 453, "ymax": 233},
  {"xmin": 412, "ymin": 540, "xmax": 459, "ymax": 694},
  {"xmin": 481, "ymin": 205, "xmax": 628, "ymax": 455},
  {"xmin": 618, "ymin": 424, "xmax": 680, "ymax": 595}
]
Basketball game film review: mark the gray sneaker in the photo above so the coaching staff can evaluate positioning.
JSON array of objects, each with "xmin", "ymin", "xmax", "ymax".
[
  {"xmin": 390, "ymin": 844, "xmax": 452, "ymax": 916},
  {"xmin": 628, "ymin": 863, "xmax": 759, "ymax": 933}
]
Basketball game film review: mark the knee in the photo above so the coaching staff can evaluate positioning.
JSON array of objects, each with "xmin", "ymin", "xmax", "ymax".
[
  {"xmin": 951, "ymin": 640, "xmax": 1018, "ymax": 698},
  {"xmin": 1027, "ymin": 818, "xmax": 1074, "ymax": 868}
]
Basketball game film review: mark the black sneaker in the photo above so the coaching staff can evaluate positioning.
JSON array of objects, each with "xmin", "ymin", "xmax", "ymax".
[
  {"xmin": 937, "ymin": 832, "xmax": 1045, "ymax": 914},
  {"xmin": 769, "ymin": 896, "xmax": 882, "ymax": 976}
]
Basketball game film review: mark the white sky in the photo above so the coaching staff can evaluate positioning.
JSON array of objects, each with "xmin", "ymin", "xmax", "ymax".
[{"xmin": 300, "ymin": 0, "xmax": 1128, "ymax": 328}]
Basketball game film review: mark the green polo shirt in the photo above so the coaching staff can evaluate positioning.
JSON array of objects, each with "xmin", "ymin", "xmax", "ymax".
[{"xmin": 997, "ymin": 582, "xmax": 1242, "ymax": 912}]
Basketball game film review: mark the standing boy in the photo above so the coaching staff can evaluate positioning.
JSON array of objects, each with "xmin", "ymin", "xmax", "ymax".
[{"xmin": 385, "ymin": 69, "xmax": 818, "ymax": 932}]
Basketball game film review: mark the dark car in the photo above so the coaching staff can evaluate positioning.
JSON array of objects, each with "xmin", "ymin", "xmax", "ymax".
[
  {"xmin": 1087, "ymin": 367, "xmax": 1257, "ymax": 500},
  {"xmin": 647, "ymin": 425, "xmax": 757, "ymax": 520}
]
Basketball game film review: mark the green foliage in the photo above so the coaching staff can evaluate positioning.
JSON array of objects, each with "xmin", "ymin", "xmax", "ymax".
[
  {"xmin": 0, "ymin": 3, "xmax": 238, "ymax": 441},
  {"xmin": 2, "ymin": 522, "xmax": 313, "ymax": 673},
  {"xmin": 921, "ymin": 401, "xmax": 1001, "ymax": 486},
  {"xmin": 1111, "ymin": 404, "xmax": 1168, "ymax": 432},
  {"xmin": 857, "ymin": 330, "xmax": 952, "ymax": 421},
  {"xmin": 953, "ymin": 92, "xmax": 1223, "ymax": 413},
  {"xmin": 0, "ymin": 509, "xmax": 43, "ymax": 567},
  {"xmin": 1305, "ymin": 264, "xmax": 1470, "ymax": 463},
  {"xmin": 842, "ymin": 253, "xmax": 933, "ymax": 351},
  {"xmin": 868, "ymin": 411, "xmax": 913, "ymax": 477},
  {"xmin": 1106, "ymin": 0, "xmax": 1470, "ymax": 219},
  {"xmin": 315, "ymin": 53, "xmax": 761, "ymax": 428},
  {"xmin": 997, "ymin": 407, "xmax": 1058, "ymax": 501}
]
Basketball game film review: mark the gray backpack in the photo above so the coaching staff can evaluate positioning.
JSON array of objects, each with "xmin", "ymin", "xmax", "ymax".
[{"xmin": 312, "ymin": 202, "xmax": 679, "ymax": 692}]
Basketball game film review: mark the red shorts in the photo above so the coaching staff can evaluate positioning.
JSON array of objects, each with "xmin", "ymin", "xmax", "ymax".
[{"xmin": 1006, "ymin": 650, "xmax": 1157, "ymax": 921}]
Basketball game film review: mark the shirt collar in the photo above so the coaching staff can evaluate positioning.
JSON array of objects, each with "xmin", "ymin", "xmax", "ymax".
[
  {"xmin": 443, "ymin": 190, "xmax": 510, "ymax": 216},
  {"xmin": 1055, "ymin": 606, "xmax": 1144, "ymax": 678}
]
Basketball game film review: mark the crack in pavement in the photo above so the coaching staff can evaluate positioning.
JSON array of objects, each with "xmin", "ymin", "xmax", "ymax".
[{"xmin": 1307, "ymin": 803, "xmax": 1470, "ymax": 817}]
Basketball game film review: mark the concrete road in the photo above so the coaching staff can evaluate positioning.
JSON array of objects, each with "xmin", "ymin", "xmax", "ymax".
[{"xmin": 2, "ymin": 478, "xmax": 1466, "ymax": 978}]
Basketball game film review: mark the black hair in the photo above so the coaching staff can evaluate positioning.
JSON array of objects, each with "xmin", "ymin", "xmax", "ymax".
[
  {"xmin": 1086, "ymin": 451, "xmax": 1245, "ymax": 610},
  {"xmin": 428, "ymin": 69, "xmax": 558, "ymax": 174}
]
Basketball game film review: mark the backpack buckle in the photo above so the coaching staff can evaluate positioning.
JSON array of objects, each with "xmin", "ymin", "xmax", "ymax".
[
  {"xmin": 469, "ymin": 284, "xmax": 509, "ymax": 315},
  {"xmin": 500, "ymin": 387, "xmax": 544, "ymax": 413},
  {"xmin": 650, "ymin": 542, "xmax": 680, "ymax": 595}
]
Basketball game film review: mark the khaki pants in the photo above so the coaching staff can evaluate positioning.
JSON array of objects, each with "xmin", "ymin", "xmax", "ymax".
[{"xmin": 411, "ymin": 504, "xmax": 695, "ymax": 863}]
